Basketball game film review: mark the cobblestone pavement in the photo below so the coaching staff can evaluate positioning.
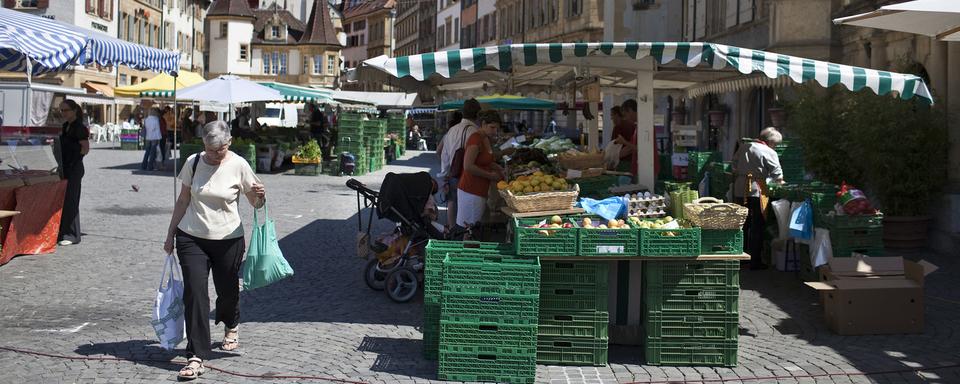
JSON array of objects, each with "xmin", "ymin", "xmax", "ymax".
[{"xmin": 0, "ymin": 144, "xmax": 959, "ymax": 383}]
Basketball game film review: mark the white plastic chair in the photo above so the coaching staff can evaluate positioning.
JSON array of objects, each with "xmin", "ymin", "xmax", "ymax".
[{"xmin": 90, "ymin": 124, "xmax": 104, "ymax": 142}]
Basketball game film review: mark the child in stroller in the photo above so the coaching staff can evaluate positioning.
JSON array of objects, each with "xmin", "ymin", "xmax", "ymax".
[{"xmin": 346, "ymin": 172, "xmax": 460, "ymax": 302}]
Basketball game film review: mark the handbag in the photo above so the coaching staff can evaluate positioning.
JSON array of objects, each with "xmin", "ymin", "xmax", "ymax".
[
  {"xmin": 151, "ymin": 254, "xmax": 186, "ymax": 350},
  {"xmin": 448, "ymin": 126, "xmax": 470, "ymax": 178},
  {"xmin": 789, "ymin": 199, "xmax": 814, "ymax": 241},
  {"xmin": 243, "ymin": 204, "xmax": 294, "ymax": 290}
]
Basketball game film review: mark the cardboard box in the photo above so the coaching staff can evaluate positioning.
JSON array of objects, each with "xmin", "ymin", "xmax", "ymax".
[{"xmin": 805, "ymin": 255, "xmax": 937, "ymax": 335}]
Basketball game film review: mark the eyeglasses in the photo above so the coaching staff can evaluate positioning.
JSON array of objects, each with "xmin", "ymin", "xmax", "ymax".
[{"xmin": 59, "ymin": 108, "xmax": 72, "ymax": 112}]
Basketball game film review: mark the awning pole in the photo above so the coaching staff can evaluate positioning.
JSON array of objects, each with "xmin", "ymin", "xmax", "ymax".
[
  {"xmin": 636, "ymin": 70, "xmax": 655, "ymax": 189},
  {"xmin": 173, "ymin": 73, "xmax": 178, "ymax": 207}
]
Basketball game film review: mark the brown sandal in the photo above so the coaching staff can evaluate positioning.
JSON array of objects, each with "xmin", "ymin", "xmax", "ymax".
[
  {"xmin": 178, "ymin": 357, "xmax": 205, "ymax": 381},
  {"xmin": 220, "ymin": 326, "xmax": 239, "ymax": 351}
]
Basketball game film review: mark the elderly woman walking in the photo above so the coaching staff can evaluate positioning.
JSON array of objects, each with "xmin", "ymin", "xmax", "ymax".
[{"xmin": 163, "ymin": 121, "xmax": 265, "ymax": 380}]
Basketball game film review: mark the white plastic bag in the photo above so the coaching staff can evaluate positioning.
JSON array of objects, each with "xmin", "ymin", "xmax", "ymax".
[
  {"xmin": 603, "ymin": 141, "xmax": 622, "ymax": 170},
  {"xmin": 771, "ymin": 199, "xmax": 792, "ymax": 240},
  {"xmin": 811, "ymin": 228, "xmax": 833, "ymax": 267},
  {"xmin": 151, "ymin": 254, "xmax": 186, "ymax": 350}
]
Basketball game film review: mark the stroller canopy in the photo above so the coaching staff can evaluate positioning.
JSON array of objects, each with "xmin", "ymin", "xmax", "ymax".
[{"xmin": 377, "ymin": 172, "xmax": 436, "ymax": 227}]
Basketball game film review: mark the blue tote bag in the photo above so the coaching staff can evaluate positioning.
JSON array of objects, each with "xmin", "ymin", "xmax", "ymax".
[{"xmin": 243, "ymin": 204, "xmax": 294, "ymax": 290}]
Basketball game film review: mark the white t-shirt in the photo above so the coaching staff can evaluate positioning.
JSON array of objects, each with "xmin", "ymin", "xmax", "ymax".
[
  {"xmin": 438, "ymin": 119, "xmax": 478, "ymax": 178},
  {"xmin": 177, "ymin": 152, "xmax": 261, "ymax": 240},
  {"xmin": 144, "ymin": 115, "xmax": 162, "ymax": 140}
]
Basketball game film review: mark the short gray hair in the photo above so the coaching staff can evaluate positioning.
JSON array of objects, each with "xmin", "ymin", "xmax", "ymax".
[
  {"xmin": 202, "ymin": 120, "xmax": 232, "ymax": 148},
  {"xmin": 759, "ymin": 127, "xmax": 783, "ymax": 146}
]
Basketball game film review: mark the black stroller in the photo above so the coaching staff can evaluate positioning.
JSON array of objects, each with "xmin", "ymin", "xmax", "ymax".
[{"xmin": 346, "ymin": 172, "xmax": 458, "ymax": 302}]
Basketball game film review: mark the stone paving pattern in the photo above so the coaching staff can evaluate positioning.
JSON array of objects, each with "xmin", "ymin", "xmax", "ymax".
[{"xmin": 0, "ymin": 144, "xmax": 959, "ymax": 383}]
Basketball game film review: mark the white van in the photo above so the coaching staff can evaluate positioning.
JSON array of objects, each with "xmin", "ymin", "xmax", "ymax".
[{"xmin": 256, "ymin": 103, "xmax": 300, "ymax": 128}]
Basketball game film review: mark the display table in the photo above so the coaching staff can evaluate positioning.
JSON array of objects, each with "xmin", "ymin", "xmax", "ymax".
[
  {"xmin": 539, "ymin": 253, "xmax": 751, "ymax": 261},
  {"xmin": 0, "ymin": 179, "xmax": 67, "ymax": 266}
]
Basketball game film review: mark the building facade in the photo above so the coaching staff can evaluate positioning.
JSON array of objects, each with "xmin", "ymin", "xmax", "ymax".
[
  {"xmin": 205, "ymin": 0, "xmax": 342, "ymax": 88},
  {"xmin": 417, "ymin": 0, "xmax": 436, "ymax": 53},
  {"xmin": 393, "ymin": 0, "xmax": 418, "ymax": 57},
  {"xmin": 340, "ymin": 0, "xmax": 394, "ymax": 91},
  {"xmin": 497, "ymin": 0, "xmax": 603, "ymax": 44},
  {"xmin": 436, "ymin": 0, "xmax": 459, "ymax": 50}
]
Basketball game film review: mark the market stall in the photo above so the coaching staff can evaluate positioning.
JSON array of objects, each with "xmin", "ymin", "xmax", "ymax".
[
  {"xmin": 357, "ymin": 41, "xmax": 934, "ymax": 381},
  {"xmin": 0, "ymin": 7, "xmax": 180, "ymax": 265}
]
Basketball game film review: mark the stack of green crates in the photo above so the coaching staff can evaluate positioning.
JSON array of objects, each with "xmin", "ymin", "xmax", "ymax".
[
  {"xmin": 799, "ymin": 182, "xmax": 840, "ymax": 223},
  {"xmin": 706, "ymin": 162, "xmax": 733, "ymax": 200},
  {"xmin": 423, "ymin": 240, "xmax": 513, "ymax": 360},
  {"xmin": 775, "ymin": 140, "xmax": 805, "ymax": 182},
  {"xmin": 438, "ymin": 251, "xmax": 540, "ymax": 384},
  {"xmin": 537, "ymin": 261, "xmax": 609, "ymax": 366},
  {"xmin": 337, "ymin": 136, "xmax": 366, "ymax": 176},
  {"xmin": 363, "ymin": 119, "xmax": 386, "ymax": 172},
  {"xmin": 821, "ymin": 213, "xmax": 884, "ymax": 257},
  {"xmin": 687, "ymin": 151, "xmax": 721, "ymax": 183},
  {"xmin": 643, "ymin": 260, "xmax": 740, "ymax": 367},
  {"xmin": 386, "ymin": 115, "xmax": 406, "ymax": 156}
]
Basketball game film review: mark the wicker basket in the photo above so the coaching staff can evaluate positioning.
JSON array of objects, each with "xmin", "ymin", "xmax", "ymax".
[
  {"xmin": 499, "ymin": 184, "xmax": 580, "ymax": 213},
  {"xmin": 558, "ymin": 153, "xmax": 605, "ymax": 170},
  {"xmin": 683, "ymin": 197, "xmax": 749, "ymax": 229}
]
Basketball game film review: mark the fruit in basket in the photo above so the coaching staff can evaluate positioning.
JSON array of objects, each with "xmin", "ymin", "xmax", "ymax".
[
  {"xmin": 497, "ymin": 181, "xmax": 509, "ymax": 190},
  {"xmin": 550, "ymin": 215, "xmax": 563, "ymax": 225},
  {"xmin": 504, "ymin": 172, "xmax": 569, "ymax": 195},
  {"xmin": 582, "ymin": 217, "xmax": 593, "ymax": 227}
]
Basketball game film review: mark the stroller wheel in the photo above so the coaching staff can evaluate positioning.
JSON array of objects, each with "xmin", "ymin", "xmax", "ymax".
[
  {"xmin": 385, "ymin": 266, "xmax": 418, "ymax": 303},
  {"xmin": 363, "ymin": 258, "xmax": 387, "ymax": 291}
]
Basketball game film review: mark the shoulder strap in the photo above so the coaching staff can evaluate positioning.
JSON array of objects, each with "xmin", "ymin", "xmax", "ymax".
[{"xmin": 191, "ymin": 153, "xmax": 201, "ymax": 182}]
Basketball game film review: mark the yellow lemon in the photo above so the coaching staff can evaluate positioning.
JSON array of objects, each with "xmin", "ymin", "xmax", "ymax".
[
  {"xmin": 497, "ymin": 181, "xmax": 509, "ymax": 190},
  {"xmin": 523, "ymin": 186, "xmax": 534, "ymax": 194},
  {"xmin": 533, "ymin": 171, "xmax": 544, "ymax": 177}
]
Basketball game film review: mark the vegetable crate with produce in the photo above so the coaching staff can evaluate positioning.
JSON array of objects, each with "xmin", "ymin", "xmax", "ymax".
[
  {"xmin": 571, "ymin": 216, "xmax": 638, "ymax": 257},
  {"xmin": 292, "ymin": 139, "xmax": 323, "ymax": 176},
  {"xmin": 643, "ymin": 260, "xmax": 740, "ymax": 367},
  {"xmin": 498, "ymin": 173, "xmax": 579, "ymax": 213},
  {"xmin": 636, "ymin": 217, "xmax": 701, "ymax": 257},
  {"xmin": 513, "ymin": 216, "xmax": 578, "ymax": 257},
  {"xmin": 531, "ymin": 136, "xmax": 577, "ymax": 155},
  {"xmin": 438, "ymin": 252, "xmax": 540, "ymax": 384},
  {"xmin": 700, "ymin": 229, "xmax": 744, "ymax": 255}
]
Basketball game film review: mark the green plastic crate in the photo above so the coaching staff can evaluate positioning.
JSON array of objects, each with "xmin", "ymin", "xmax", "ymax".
[
  {"xmin": 540, "ymin": 284, "xmax": 608, "ymax": 312},
  {"xmin": 440, "ymin": 321, "xmax": 538, "ymax": 348},
  {"xmin": 821, "ymin": 213, "xmax": 884, "ymax": 229},
  {"xmin": 571, "ymin": 216, "xmax": 639, "ymax": 257},
  {"xmin": 571, "ymin": 175, "xmax": 620, "ymax": 198},
  {"xmin": 538, "ymin": 311, "xmax": 609, "ymax": 339},
  {"xmin": 424, "ymin": 241, "xmax": 513, "ymax": 303},
  {"xmin": 639, "ymin": 227, "xmax": 701, "ymax": 257},
  {"xmin": 644, "ymin": 260, "xmax": 740, "ymax": 288},
  {"xmin": 643, "ymin": 286, "xmax": 739, "ymax": 314},
  {"xmin": 643, "ymin": 312, "xmax": 739, "ymax": 340},
  {"xmin": 663, "ymin": 181, "xmax": 693, "ymax": 193},
  {"xmin": 540, "ymin": 261, "xmax": 609, "ymax": 287},
  {"xmin": 644, "ymin": 340, "xmax": 738, "ymax": 367},
  {"xmin": 700, "ymin": 229, "xmax": 744, "ymax": 255},
  {"xmin": 441, "ymin": 292, "xmax": 540, "ymax": 325},
  {"xmin": 536, "ymin": 336, "xmax": 608, "ymax": 366},
  {"xmin": 513, "ymin": 217, "xmax": 578, "ymax": 257},
  {"xmin": 423, "ymin": 301, "xmax": 440, "ymax": 360},
  {"xmin": 441, "ymin": 253, "xmax": 540, "ymax": 296},
  {"xmin": 831, "ymin": 226, "xmax": 883, "ymax": 249},
  {"xmin": 669, "ymin": 190, "xmax": 699, "ymax": 219},
  {"xmin": 688, "ymin": 151, "xmax": 721, "ymax": 182},
  {"xmin": 438, "ymin": 344, "xmax": 537, "ymax": 384}
]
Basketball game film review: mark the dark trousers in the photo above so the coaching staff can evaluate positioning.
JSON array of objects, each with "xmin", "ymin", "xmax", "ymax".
[
  {"xmin": 737, "ymin": 196, "xmax": 766, "ymax": 268},
  {"xmin": 141, "ymin": 139, "xmax": 160, "ymax": 170},
  {"xmin": 58, "ymin": 164, "xmax": 83, "ymax": 243},
  {"xmin": 175, "ymin": 229, "xmax": 245, "ymax": 360},
  {"xmin": 159, "ymin": 136, "xmax": 169, "ymax": 163}
]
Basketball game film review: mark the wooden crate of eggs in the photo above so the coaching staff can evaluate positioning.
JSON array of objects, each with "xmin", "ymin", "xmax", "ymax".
[{"xmin": 625, "ymin": 192, "xmax": 668, "ymax": 218}]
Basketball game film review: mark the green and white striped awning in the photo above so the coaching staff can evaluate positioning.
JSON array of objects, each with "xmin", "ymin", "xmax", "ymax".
[
  {"xmin": 363, "ymin": 42, "xmax": 933, "ymax": 104},
  {"xmin": 140, "ymin": 90, "xmax": 174, "ymax": 98},
  {"xmin": 258, "ymin": 82, "xmax": 337, "ymax": 104}
]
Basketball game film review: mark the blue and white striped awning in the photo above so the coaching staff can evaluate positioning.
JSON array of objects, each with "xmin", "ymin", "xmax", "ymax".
[
  {"xmin": 0, "ymin": 7, "xmax": 86, "ymax": 74},
  {"xmin": 364, "ymin": 42, "xmax": 934, "ymax": 104},
  {"xmin": 0, "ymin": 7, "xmax": 179, "ymax": 75}
]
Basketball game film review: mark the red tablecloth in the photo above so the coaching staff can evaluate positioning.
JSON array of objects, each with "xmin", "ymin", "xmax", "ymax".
[{"xmin": 0, "ymin": 180, "xmax": 66, "ymax": 265}]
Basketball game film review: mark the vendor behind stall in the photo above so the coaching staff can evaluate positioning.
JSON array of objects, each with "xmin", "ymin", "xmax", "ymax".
[
  {"xmin": 733, "ymin": 127, "xmax": 785, "ymax": 270},
  {"xmin": 456, "ymin": 110, "xmax": 505, "ymax": 237},
  {"xmin": 614, "ymin": 99, "xmax": 660, "ymax": 180}
]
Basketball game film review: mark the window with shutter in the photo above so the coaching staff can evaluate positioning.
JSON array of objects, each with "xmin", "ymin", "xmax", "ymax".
[
  {"xmin": 739, "ymin": 0, "xmax": 754, "ymax": 24},
  {"xmin": 86, "ymin": 0, "xmax": 95, "ymax": 14},
  {"xmin": 694, "ymin": 0, "xmax": 706, "ymax": 39},
  {"xmin": 725, "ymin": 0, "xmax": 737, "ymax": 29}
]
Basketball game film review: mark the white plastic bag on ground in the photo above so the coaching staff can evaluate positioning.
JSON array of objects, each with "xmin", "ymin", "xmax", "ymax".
[
  {"xmin": 151, "ymin": 254, "xmax": 185, "ymax": 350},
  {"xmin": 811, "ymin": 228, "xmax": 833, "ymax": 267}
]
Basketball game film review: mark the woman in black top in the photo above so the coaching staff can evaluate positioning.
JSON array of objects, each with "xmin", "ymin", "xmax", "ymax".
[{"xmin": 58, "ymin": 100, "xmax": 90, "ymax": 245}]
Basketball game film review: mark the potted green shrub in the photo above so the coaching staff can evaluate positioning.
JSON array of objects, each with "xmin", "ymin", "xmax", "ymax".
[
  {"xmin": 293, "ymin": 139, "xmax": 322, "ymax": 176},
  {"xmin": 787, "ymin": 85, "xmax": 949, "ymax": 249}
]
